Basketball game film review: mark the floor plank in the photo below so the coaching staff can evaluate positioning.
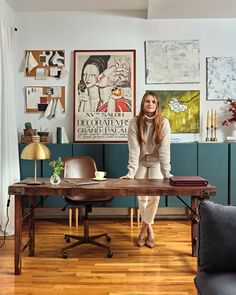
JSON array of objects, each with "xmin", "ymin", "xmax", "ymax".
[{"xmin": 0, "ymin": 218, "xmax": 197, "ymax": 295}]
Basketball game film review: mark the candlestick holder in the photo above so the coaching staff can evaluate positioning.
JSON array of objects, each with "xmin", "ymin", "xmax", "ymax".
[
  {"xmin": 210, "ymin": 125, "xmax": 214, "ymax": 141},
  {"xmin": 213, "ymin": 127, "xmax": 217, "ymax": 141},
  {"xmin": 205, "ymin": 127, "xmax": 210, "ymax": 141}
]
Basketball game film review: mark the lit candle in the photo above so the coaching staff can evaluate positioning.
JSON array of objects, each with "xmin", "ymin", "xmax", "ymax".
[
  {"xmin": 206, "ymin": 110, "xmax": 209, "ymax": 128},
  {"xmin": 211, "ymin": 109, "xmax": 213, "ymax": 127},
  {"xmin": 214, "ymin": 110, "xmax": 217, "ymax": 128}
]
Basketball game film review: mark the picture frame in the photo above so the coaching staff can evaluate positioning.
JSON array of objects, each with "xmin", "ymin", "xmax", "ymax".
[
  {"xmin": 73, "ymin": 50, "xmax": 136, "ymax": 142},
  {"xmin": 207, "ymin": 57, "xmax": 236, "ymax": 100},
  {"xmin": 25, "ymin": 86, "xmax": 65, "ymax": 113},
  {"xmin": 149, "ymin": 90, "xmax": 200, "ymax": 133},
  {"xmin": 25, "ymin": 50, "xmax": 65, "ymax": 78},
  {"xmin": 145, "ymin": 40, "xmax": 200, "ymax": 84}
]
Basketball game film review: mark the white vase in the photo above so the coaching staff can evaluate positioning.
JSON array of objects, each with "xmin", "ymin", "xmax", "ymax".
[{"xmin": 50, "ymin": 174, "xmax": 61, "ymax": 185}]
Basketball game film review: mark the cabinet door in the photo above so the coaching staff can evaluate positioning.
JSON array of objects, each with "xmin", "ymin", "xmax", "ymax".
[
  {"xmin": 168, "ymin": 143, "xmax": 198, "ymax": 207},
  {"xmin": 104, "ymin": 144, "xmax": 134, "ymax": 208},
  {"xmin": 42, "ymin": 143, "xmax": 73, "ymax": 208},
  {"xmin": 73, "ymin": 143, "xmax": 103, "ymax": 170},
  {"xmin": 198, "ymin": 143, "xmax": 229, "ymax": 205},
  {"xmin": 229, "ymin": 143, "xmax": 236, "ymax": 205}
]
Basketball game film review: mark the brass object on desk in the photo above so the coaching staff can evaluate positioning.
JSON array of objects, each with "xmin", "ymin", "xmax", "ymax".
[{"xmin": 21, "ymin": 143, "xmax": 51, "ymax": 185}]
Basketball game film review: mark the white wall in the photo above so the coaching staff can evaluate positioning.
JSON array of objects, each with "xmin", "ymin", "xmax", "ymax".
[
  {"xmin": 14, "ymin": 11, "xmax": 236, "ymax": 142},
  {"xmin": 0, "ymin": 0, "xmax": 14, "ymax": 23}
]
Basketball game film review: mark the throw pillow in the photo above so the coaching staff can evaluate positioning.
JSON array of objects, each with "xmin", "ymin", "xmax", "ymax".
[{"xmin": 198, "ymin": 200, "xmax": 236, "ymax": 272}]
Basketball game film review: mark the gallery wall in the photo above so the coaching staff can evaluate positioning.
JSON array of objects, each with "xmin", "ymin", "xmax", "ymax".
[{"xmin": 7, "ymin": 8, "xmax": 236, "ymax": 142}]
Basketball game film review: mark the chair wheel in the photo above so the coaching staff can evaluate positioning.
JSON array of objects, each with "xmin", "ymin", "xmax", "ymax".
[
  {"xmin": 62, "ymin": 252, "xmax": 68, "ymax": 259},
  {"xmin": 65, "ymin": 235, "xmax": 70, "ymax": 243},
  {"xmin": 107, "ymin": 250, "xmax": 113, "ymax": 258},
  {"xmin": 106, "ymin": 236, "xmax": 111, "ymax": 242}
]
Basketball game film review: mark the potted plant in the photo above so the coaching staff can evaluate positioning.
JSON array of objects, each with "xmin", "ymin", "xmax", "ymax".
[{"xmin": 49, "ymin": 157, "xmax": 64, "ymax": 185}]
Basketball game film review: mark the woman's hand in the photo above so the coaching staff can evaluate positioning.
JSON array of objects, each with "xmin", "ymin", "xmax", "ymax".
[{"xmin": 120, "ymin": 175, "xmax": 130, "ymax": 179}]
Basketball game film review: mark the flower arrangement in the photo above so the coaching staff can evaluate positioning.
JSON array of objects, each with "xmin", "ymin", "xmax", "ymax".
[
  {"xmin": 49, "ymin": 157, "xmax": 64, "ymax": 177},
  {"xmin": 222, "ymin": 98, "xmax": 236, "ymax": 126}
]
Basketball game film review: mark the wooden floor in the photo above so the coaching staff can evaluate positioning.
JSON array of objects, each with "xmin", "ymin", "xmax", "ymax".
[{"xmin": 0, "ymin": 218, "xmax": 197, "ymax": 295}]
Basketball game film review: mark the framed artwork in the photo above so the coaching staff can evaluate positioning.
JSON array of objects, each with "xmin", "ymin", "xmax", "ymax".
[
  {"xmin": 25, "ymin": 86, "xmax": 65, "ymax": 113},
  {"xmin": 207, "ymin": 57, "xmax": 236, "ymax": 100},
  {"xmin": 149, "ymin": 90, "xmax": 200, "ymax": 133},
  {"xmin": 74, "ymin": 50, "xmax": 136, "ymax": 142},
  {"xmin": 25, "ymin": 50, "xmax": 65, "ymax": 78},
  {"xmin": 145, "ymin": 40, "xmax": 200, "ymax": 84}
]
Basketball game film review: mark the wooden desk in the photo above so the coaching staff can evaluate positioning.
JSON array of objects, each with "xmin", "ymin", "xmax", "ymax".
[{"xmin": 8, "ymin": 177, "xmax": 216, "ymax": 275}]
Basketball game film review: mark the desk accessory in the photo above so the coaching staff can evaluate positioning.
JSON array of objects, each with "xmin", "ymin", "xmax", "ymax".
[
  {"xmin": 21, "ymin": 143, "xmax": 51, "ymax": 185},
  {"xmin": 170, "ymin": 176, "xmax": 208, "ymax": 186}
]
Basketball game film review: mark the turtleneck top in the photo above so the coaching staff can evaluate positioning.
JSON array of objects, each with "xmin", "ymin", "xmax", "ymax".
[{"xmin": 126, "ymin": 115, "xmax": 171, "ymax": 179}]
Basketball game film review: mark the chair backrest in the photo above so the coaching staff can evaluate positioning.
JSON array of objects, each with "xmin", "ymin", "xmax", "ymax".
[
  {"xmin": 63, "ymin": 156, "xmax": 97, "ymax": 179},
  {"xmin": 63, "ymin": 156, "xmax": 112, "ymax": 203}
]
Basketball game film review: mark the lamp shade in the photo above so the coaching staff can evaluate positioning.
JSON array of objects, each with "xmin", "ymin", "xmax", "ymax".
[{"xmin": 21, "ymin": 143, "xmax": 51, "ymax": 160}]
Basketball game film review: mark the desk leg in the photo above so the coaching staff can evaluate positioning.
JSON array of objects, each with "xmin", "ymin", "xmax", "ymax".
[
  {"xmin": 15, "ymin": 196, "xmax": 22, "ymax": 275},
  {"xmin": 29, "ymin": 196, "xmax": 35, "ymax": 256},
  {"xmin": 191, "ymin": 196, "xmax": 198, "ymax": 257}
]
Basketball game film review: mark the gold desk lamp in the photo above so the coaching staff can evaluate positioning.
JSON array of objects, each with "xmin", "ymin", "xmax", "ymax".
[{"xmin": 21, "ymin": 143, "xmax": 51, "ymax": 185}]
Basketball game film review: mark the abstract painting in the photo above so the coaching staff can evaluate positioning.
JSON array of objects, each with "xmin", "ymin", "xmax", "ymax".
[
  {"xmin": 207, "ymin": 57, "xmax": 236, "ymax": 100},
  {"xmin": 149, "ymin": 90, "xmax": 200, "ymax": 133},
  {"xmin": 145, "ymin": 40, "xmax": 200, "ymax": 84}
]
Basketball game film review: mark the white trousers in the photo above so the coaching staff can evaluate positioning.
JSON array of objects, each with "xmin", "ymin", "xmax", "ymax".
[{"xmin": 135, "ymin": 163, "xmax": 163, "ymax": 224}]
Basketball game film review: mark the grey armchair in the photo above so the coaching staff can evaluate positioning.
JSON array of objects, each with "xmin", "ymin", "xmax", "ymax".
[{"xmin": 194, "ymin": 200, "xmax": 236, "ymax": 295}]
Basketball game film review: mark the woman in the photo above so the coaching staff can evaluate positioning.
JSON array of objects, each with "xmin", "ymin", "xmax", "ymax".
[{"xmin": 121, "ymin": 91, "xmax": 171, "ymax": 248}]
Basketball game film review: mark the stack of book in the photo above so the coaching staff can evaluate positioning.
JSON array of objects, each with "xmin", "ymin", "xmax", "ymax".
[
  {"xmin": 55, "ymin": 127, "xmax": 69, "ymax": 143},
  {"xmin": 224, "ymin": 136, "xmax": 236, "ymax": 143}
]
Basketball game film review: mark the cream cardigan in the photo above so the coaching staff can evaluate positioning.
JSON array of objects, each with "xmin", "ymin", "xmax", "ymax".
[{"xmin": 126, "ymin": 116, "xmax": 171, "ymax": 179}]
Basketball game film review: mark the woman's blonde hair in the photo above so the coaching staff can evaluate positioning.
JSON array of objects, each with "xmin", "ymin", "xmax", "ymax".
[{"xmin": 137, "ymin": 91, "xmax": 164, "ymax": 145}]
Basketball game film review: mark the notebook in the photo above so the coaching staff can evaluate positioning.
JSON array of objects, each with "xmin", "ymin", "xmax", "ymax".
[{"xmin": 169, "ymin": 176, "xmax": 208, "ymax": 186}]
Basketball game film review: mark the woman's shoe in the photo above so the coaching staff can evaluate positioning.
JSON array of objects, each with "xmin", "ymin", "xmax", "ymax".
[
  {"xmin": 145, "ymin": 238, "xmax": 156, "ymax": 248},
  {"xmin": 137, "ymin": 235, "xmax": 146, "ymax": 247}
]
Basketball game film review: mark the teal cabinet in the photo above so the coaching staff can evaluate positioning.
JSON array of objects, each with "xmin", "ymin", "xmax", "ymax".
[
  {"xmin": 198, "ymin": 143, "xmax": 229, "ymax": 205},
  {"xmin": 104, "ymin": 144, "xmax": 134, "ymax": 207},
  {"xmin": 229, "ymin": 143, "xmax": 236, "ymax": 205},
  {"xmin": 42, "ymin": 144, "xmax": 73, "ymax": 174},
  {"xmin": 168, "ymin": 143, "xmax": 198, "ymax": 207}
]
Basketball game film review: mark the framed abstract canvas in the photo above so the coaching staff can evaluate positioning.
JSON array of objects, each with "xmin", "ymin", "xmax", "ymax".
[
  {"xmin": 148, "ymin": 90, "xmax": 200, "ymax": 133},
  {"xmin": 145, "ymin": 40, "xmax": 200, "ymax": 84},
  {"xmin": 207, "ymin": 57, "xmax": 236, "ymax": 100},
  {"xmin": 74, "ymin": 50, "xmax": 136, "ymax": 142}
]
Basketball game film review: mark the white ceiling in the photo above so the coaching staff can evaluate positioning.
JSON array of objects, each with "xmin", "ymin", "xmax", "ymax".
[{"xmin": 4, "ymin": 0, "xmax": 236, "ymax": 19}]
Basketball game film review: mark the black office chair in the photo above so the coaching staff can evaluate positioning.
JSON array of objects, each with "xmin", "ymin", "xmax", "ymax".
[{"xmin": 61, "ymin": 156, "xmax": 113, "ymax": 258}]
